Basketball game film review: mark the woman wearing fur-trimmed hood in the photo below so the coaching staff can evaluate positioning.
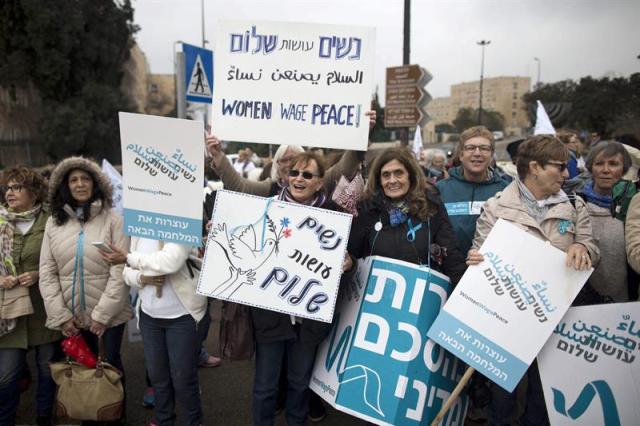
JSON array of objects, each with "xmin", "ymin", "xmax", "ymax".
[{"xmin": 38, "ymin": 157, "xmax": 131, "ymax": 414}]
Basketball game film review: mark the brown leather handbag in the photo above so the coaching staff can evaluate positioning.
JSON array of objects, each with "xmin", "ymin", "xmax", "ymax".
[
  {"xmin": 219, "ymin": 302, "xmax": 255, "ymax": 361},
  {"xmin": 50, "ymin": 336, "xmax": 124, "ymax": 421}
]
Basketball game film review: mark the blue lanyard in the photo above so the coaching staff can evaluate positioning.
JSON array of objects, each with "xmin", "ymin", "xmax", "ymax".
[{"xmin": 71, "ymin": 229, "xmax": 86, "ymax": 315}]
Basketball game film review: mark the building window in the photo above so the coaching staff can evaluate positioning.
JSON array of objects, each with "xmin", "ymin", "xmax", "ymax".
[
  {"xmin": 513, "ymin": 93, "xmax": 517, "ymax": 100},
  {"xmin": 512, "ymin": 111, "xmax": 517, "ymax": 118},
  {"xmin": 512, "ymin": 102, "xmax": 517, "ymax": 109},
  {"xmin": 150, "ymin": 83, "xmax": 159, "ymax": 94},
  {"xmin": 513, "ymin": 82, "xmax": 518, "ymax": 89}
]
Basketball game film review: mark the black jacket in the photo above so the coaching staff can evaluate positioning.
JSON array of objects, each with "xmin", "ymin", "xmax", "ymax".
[
  {"xmin": 251, "ymin": 198, "xmax": 351, "ymax": 345},
  {"xmin": 348, "ymin": 191, "xmax": 466, "ymax": 286}
]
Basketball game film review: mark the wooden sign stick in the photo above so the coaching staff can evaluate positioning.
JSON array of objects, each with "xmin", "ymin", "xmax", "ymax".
[{"xmin": 430, "ymin": 366, "xmax": 475, "ymax": 426}]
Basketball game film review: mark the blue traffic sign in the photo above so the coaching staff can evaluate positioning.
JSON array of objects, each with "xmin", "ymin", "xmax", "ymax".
[{"xmin": 183, "ymin": 43, "xmax": 213, "ymax": 103}]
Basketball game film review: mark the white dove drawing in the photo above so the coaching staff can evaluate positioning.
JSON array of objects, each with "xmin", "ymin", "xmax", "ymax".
[{"xmin": 207, "ymin": 222, "xmax": 280, "ymax": 298}]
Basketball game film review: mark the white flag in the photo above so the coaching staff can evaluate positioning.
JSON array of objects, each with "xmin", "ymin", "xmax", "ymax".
[
  {"xmin": 534, "ymin": 100, "xmax": 556, "ymax": 135},
  {"xmin": 412, "ymin": 125, "xmax": 423, "ymax": 159}
]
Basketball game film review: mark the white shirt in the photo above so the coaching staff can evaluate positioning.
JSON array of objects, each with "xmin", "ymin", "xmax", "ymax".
[
  {"xmin": 15, "ymin": 219, "xmax": 35, "ymax": 235},
  {"xmin": 134, "ymin": 238, "xmax": 188, "ymax": 319}
]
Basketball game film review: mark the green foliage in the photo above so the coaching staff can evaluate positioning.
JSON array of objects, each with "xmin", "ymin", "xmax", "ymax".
[
  {"xmin": 453, "ymin": 107, "xmax": 505, "ymax": 132},
  {"xmin": 0, "ymin": 0, "xmax": 139, "ymax": 163},
  {"xmin": 524, "ymin": 74, "xmax": 640, "ymax": 137}
]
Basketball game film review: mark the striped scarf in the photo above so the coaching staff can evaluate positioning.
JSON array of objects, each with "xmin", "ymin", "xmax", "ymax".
[{"xmin": 278, "ymin": 187, "xmax": 327, "ymax": 207}]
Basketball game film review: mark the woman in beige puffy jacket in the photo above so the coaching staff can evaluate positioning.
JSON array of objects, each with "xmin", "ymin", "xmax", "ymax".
[{"xmin": 38, "ymin": 157, "xmax": 131, "ymax": 415}]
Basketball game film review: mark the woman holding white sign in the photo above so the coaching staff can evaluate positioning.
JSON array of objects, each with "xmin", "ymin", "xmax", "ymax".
[
  {"xmin": 348, "ymin": 147, "xmax": 466, "ymax": 284},
  {"xmin": 205, "ymin": 111, "xmax": 376, "ymax": 198},
  {"xmin": 251, "ymin": 151, "xmax": 352, "ymax": 426},
  {"xmin": 467, "ymin": 135, "xmax": 599, "ymax": 426}
]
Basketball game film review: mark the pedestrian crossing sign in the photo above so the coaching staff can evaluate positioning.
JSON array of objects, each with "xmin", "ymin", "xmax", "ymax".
[{"xmin": 183, "ymin": 43, "xmax": 213, "ymax": 103}]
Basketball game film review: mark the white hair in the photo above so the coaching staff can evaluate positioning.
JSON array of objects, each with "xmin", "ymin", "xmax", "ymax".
[
  {"xmin": 423, "ymin": 149, "xmax": 447, "ymax": 168},
  {"xmin": 271, "ymin": 144, "xmax": 304, "ymax": 181}
]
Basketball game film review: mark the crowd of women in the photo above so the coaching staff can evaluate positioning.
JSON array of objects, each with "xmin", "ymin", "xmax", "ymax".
[{"xmin": 1, "ymin": 119, "xmax": 639, "ymax": 426}]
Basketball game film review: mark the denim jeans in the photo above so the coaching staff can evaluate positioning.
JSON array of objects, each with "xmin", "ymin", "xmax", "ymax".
[
  {"xmin": 253, "ymin": 337, "xmax": 318, "ymax": 426},
  {"xmin": 140, "ymin": 311, "xmax": 203, "ymax": 426},
  {"xmin": 489, "ymin": 361, "xmax": 549, "ymax": 426},
  {"xmin": 0, "ymin": 341, "xmax": 60, "ymax": 425}
]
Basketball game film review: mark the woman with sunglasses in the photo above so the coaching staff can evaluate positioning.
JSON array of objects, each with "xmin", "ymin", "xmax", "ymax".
[
  {"xmin": 251, "ymin": 151, "xmax": 352, "ymax": 426},
  {"xmin": 204, "ymin": 111, "xmax": 376, "ymax": 198},
  {"xmin": 0, "ymin": 168, "xmax": 61, "ymax": 426},
  {"xmin": 466, "ymin": 135, "xmax": 599, "ymax": 425}
]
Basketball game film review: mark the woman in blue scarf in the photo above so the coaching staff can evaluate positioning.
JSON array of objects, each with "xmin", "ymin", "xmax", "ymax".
[{"xmin": 579, "ymin": 141, "xmax": 633, "ymax": 302}]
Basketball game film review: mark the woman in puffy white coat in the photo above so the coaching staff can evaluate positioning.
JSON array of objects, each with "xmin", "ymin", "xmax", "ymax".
[{"xmin": 101, "ymin": 238, "xmax": 208, "ymax": 426}]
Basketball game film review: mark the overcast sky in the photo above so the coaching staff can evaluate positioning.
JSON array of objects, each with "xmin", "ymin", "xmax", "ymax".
[{"xmin": 132, "ymin": 0, "xmax": 640, "ymax": 101}]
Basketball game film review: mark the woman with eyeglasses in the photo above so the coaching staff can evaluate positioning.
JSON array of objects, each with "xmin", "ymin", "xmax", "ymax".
[
  {"xmin": 251, "ymin": 151, "xmax": 352, "ymax": 426},
  {"xmin": 38, "ymin": 157, "xmax": 131, "ymax": 425},
  {"xmin": 0, "ymin": 168, "xmax": 61, "ymax": 426},
  {"xmin": 348, "ymin": 147, "xmax": 466, "ymax": 283},
  {"xmin": 466, "ymin": 135, "xmax": 599, "ymax": 426}
]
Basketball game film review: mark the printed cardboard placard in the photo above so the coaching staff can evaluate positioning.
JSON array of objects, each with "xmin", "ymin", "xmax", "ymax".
[
  {"xmin": 197, "ymin": 190, "xmax": 351, "ymax": 323},
  {"xmin": 427, "ymin": 219, "xmax": 592, "ymax": 392},
  {"xmin": 310, "ymin": 256, "xmax": 469, "ymax": 425},
  {"xmin": 538, "ymin": 302, "xmax": 640, "ymax": 426},
  {"xmin": 119, "ymin": 112, "xmax": 204, "ymax": 246},
  {"xmin": 212, "ymin": 20, "xmax": 375, "ymax": 150}
]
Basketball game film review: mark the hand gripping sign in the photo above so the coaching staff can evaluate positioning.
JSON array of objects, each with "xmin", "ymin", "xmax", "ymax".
[{"xmin": 197, "ymin": 190, "xmax": 352, "ymax": 323}]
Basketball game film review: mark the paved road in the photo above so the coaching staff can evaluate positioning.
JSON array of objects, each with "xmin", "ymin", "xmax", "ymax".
[{"xmin": 15, "ymin": 301, "xmax": 364, "ymax": 425}]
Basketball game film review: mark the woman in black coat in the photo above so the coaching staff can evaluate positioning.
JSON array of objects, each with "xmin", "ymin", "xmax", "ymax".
[{"xmin": 349, "ymin": 147, "xmax": 466, "ymax": 285}]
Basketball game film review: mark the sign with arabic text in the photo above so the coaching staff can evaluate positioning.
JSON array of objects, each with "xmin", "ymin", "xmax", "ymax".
[
  {"xmin": 119, "ymin": 112, "xmax": 204, "ymax": 246},
  {"xmin": 197, "ymin": 190, "xmax": 352, "ymax": 323},
  {"xmin": 538, "ymin": 302, "xmax": 640, "ymax": 426},
  {"xmin": 427, "ymin": 219, "xmax": 592, "ymax": 392},
  {"xmin": 310, "ymin": 256, "xmax": 468, "ymax": 425},
  {"xmin": 212, "ymin": 20, "xmax": 375, "ymax": 150}
]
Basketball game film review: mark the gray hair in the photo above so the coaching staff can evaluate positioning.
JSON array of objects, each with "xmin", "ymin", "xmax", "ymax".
[
  {"xmin": 585, "ymin": 141, "xmax": 632, "ymax": 174},
  {"xmin": 271, "ymin": 144, "xmax": 304, "ymax": 181},
  {"xmin": 423, "ymin": 149, "xmax": 447, "ymax": 168}
]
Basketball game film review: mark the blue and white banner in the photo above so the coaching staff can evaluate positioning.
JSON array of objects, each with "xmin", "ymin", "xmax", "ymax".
[
  {"xmin": 427, "ymin": 219, "xmax": 592, "ymax": 392},
  {"xmin": 212, "ymin": 20, "xmax": 375, "ymax": 150},
  {"xmin": 538, "ymin": 302, "xmax": 640, "ymax": 426},
  {"xmin": 119, "ymin": 113, "xmax": 204, "ymax": 246},
  {"xmin": 311, "ymin": 256, "xmax": 468, "ymax": 425}
]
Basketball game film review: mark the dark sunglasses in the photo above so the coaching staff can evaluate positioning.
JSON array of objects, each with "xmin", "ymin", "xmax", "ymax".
[
  {"xmin": 546, "ymin": 161, "xmax": 568, "ymax": 172},
  {"xmin": 289, "ymin": 169, "xmax": 319, "ymax": 180}
]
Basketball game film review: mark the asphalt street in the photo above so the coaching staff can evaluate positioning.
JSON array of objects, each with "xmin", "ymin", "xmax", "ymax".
[{"xmin": 15, "ymin": 301, "xmax": 364, "ymax": 426}]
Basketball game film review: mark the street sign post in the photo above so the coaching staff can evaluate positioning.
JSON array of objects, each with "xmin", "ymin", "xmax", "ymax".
[
  {"xmin": 183, "ymin": 42, "xmax": 213, "ymax": 103},
  {"xmin": 384, "ymin": 65, "xmax": 432, "ymax": 128}
]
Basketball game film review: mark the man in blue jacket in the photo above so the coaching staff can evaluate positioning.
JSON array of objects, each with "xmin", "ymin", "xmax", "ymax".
[{"xmin": 436, "ymin": 126, "xmax": 510, "ymax": 257}]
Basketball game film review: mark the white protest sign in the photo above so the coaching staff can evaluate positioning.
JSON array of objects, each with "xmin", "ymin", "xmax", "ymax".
[
  {"xmin": 212, "ymin": 20, "xmax": 375, "ymax": 150},
  {"xmin": 538, "ymin": 302, "xmax": 640, "ymax": 425},
  {"xmin": 427, "ymin": 219, "xmax": 592, "ymax": 392},
  {"xmin": 119, "ymin": 112, "xmax": 204, "ymax": 246},
  {"xmin": 101, "ymin": 159, "xmax": 123, "ymax": 214},
  {"xmin": 197, "ymin": 190, "xmax": 352, "ymax": 323}
]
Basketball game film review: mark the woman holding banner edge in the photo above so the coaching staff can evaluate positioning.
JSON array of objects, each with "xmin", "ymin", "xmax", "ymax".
[{"xmin": 467, "ymin": 135, "xmax": 599, "ymax": 425}]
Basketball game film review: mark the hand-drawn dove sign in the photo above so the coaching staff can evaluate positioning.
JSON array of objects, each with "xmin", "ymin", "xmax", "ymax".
[{"xmin": 197, "ymin": 190, "xmax": 352, "ymax": 323}]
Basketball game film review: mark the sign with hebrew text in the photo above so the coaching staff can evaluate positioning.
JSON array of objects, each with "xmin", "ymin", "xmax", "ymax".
[
  {"xmin": 212, "ymin": 20, "xmax": 375, "ymax": 150},
  {"xmin": 310, "ymin": 256, "xmax": 468, "ymax": 425},
  {"xmin": 197, "ymin": 190, "xmax": 351, "ymax": 323},
  {"xmin": 427, "ymin": 219, "xmax": 592, "ymax": 392},
  {"xmin": 119, "ymin": 113, "xmax": 204, "ymax": 246},
  {"xmin": 538, "ymin": 302, "xmax": 640, "ymax": 426}
]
